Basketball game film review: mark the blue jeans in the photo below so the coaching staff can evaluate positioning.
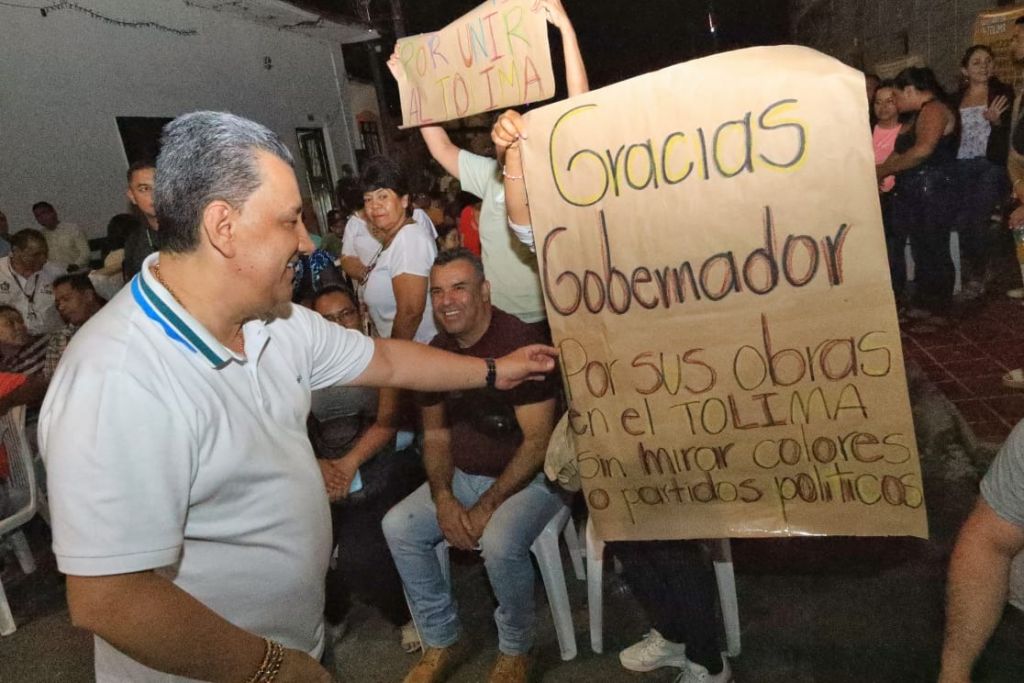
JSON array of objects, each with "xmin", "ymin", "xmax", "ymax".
[{"xmin": 382, "ymin": 470, "xmax": 565, "ymax": 655}]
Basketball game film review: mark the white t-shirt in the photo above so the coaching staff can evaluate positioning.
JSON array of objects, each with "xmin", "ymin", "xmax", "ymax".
[
  {"xmin": 40, "ymin": 254, "xmax": 376, "ymax": 682},
  {"xmin": 458, "ymin": 151, "xmax": 545, "ymax": 323},
  {"xmin": 361, "ymin": 226, "xmax": 438, "ymax": 342},
  {"xmin": 0, "ymin": 255, "xmax": 64, "ymax": 335},
  {"xmin": 341, "ymin": 208, "xmax": 437, "ymax": 264}
]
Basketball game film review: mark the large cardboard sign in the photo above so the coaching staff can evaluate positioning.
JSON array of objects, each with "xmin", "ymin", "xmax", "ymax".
[
  {"xmin": 973, "ymin": 7, "xmax": 1024, "ymax": 88},
  {"xmin": 521, "ymin": 46, "xmax": 928, "ymax": 541},
  {"xmin": 394, "ymin": 0, "xmax": 555, "ymax": 128}
]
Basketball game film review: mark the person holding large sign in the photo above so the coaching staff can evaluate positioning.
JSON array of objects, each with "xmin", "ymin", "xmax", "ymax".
[
  {"xmin": 493, "ymin": 109, "xmax": 734, "ymax": 683},
  {"xmin": 515, "ymin": 44, "xmax": 927, "ymax": 540},
  {"xmin": 387, "ymin": 0, "xmax": 588, "ymax": 328}
]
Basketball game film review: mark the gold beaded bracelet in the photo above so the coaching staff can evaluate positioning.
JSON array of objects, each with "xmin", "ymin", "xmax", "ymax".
[{"xmin": 245, "ymin": 639, "xmax": 285, "ymax": 683}]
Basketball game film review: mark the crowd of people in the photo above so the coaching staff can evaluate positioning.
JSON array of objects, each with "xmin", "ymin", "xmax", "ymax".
[
  {"xmin": 867, "ymin": 17, "xmax": 1024, "ymax": 683},
  {"xmin": 871, "ymin": 29, "xmax": 1024, "ymax": 329},
  {"xmin": 2, "ymin": 2, "xmax": 736, "ymax": 683},
  {"xmin": 6, "ymin": 3, "xmax": 1024, "ymax": 683}
]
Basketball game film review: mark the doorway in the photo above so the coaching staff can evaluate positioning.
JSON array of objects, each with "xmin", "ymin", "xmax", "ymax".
[{"xmin": 296, "ymin": 128, "xmax": 336, "ymax": 239}]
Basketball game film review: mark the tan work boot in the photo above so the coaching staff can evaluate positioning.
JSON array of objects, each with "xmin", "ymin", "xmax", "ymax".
[
  {"xmin": 487, "ymin": 652, "xmax": 531, "ymax": 683},
  {"xmin": 401, "ymin": 643, "xmax": 462, "ymax": 683}
]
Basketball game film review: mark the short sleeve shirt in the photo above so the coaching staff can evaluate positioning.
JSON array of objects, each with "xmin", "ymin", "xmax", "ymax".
[
  {"xmin": 458, "ymin": 151, "xmax": 546, "ymax": 323},
  {"xmin": 422, "ymin": 308, "xmax": 557, "ymax": 477},
  {"xmin": 40, "ymin": 253, "xmax": 375, "ymax": 680},
  {"xmin": 981, "ymin": 420, "xmax": 1024, "ymax": 528},
  {"xmin": 341, "ymin": 209, "xmax": 438, "ymax": 265},
  {"xmin": 362, "ymin": 226, "xmax": 438, "ymax": 342}
]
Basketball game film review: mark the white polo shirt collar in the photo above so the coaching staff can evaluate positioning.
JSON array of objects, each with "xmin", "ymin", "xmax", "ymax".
[{"xmin": 133, "ymin": 253, "xmax": 268, "ymax": 369}]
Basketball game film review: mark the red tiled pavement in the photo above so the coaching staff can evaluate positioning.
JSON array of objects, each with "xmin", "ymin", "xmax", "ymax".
[{"xmin": 902, "ymin": 297, "xmax": 1024, "ymax": 444}]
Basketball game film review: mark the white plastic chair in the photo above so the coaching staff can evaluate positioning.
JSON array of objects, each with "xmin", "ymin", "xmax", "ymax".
[
  {"xmin": 0, "ymin": 406, "xmax": 38, "ymax": 636},
  {"xmin": 431, "ymin": 504, "xmax": 579, "ymax": 660},
  {"xmin": 585, "ymin": 516, "xmax": 740, "ymax": 657}
]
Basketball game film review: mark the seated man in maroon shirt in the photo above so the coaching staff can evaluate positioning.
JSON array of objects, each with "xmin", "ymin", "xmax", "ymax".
[{"xmin": 383, "ymin": 248, "xmax": 562, "ymax": 683}]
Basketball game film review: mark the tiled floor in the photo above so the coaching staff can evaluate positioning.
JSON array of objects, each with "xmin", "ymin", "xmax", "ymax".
[{"xmin": 902, "ymin": 295, "xmax": 1024, "ymax": 444}]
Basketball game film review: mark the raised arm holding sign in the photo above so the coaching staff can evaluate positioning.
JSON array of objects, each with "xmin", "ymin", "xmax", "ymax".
[{"xmin": 387, "ymin": 0, "xmax": 587, "ymax": 327}]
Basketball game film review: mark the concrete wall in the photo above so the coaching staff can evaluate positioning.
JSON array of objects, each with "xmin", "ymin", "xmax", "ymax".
[
  {"xmin": 791, "ymin": 0, "xmax": 1014, "ymax": 90},
  {"xmin": 0, "ymin": 0, "xmax": 362, "ymax": 237}
]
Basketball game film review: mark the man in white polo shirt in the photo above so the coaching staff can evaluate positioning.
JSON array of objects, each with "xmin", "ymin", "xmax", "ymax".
[{"xmin": 40, "ymin": 111, "xmax": 556, "ymax": 683}]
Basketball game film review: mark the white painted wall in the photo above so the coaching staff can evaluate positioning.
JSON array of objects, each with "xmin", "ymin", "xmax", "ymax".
[{"xmin": 0, "ymin": 0, "xmax": 363, "ymax": 237}]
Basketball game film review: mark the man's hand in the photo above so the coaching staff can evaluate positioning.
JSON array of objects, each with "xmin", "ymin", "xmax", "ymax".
[
  {"xmin": 464, "ymin": 502, "xmax": 495, "ymax": 544},
  {"xmin": 436, "ymin": 492, "xmax": 477, "ymax": 550},
  {"xmin": 494, "ymin": 344, "xmax": 558, "ymax": 390},
  {"xmin": 278, "ymin": 647, "xmax": 334, "ymax": 682},
  {"xmin": 491, "ymin": 110, "xmax": 528, "ymax": 159}
]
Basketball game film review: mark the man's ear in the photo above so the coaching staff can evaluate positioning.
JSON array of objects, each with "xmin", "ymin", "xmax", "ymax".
[
  {"xmin": 125, "ymin": 188, "xmax": 137, "ymax": 207},
  {"xmin": 481, "ymin": 278, "xmax": 491, "ymax": 303},
  {"xmin": 200, "ymin": 200, "xmax": 237, "ymax": 258}
]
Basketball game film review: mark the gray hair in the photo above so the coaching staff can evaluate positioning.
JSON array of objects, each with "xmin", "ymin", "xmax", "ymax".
[{"xmin": 154, "ymin": 111, "xmax": 294, "ymax": 253}]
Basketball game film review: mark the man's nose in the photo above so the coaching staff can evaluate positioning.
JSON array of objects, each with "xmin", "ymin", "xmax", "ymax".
[{"xmin": 296, "ymin": 222, "xmax": 314, "ymax": 254}]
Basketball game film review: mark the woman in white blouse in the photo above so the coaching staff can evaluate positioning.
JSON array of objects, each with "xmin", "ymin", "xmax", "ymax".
[
  {"xmin": 357, "ymin": 157, "xmax": 438, "ymax": 343},
  {"xmin": 954, "ymin": 44, "xmax": 1013, "ymax": 298}
]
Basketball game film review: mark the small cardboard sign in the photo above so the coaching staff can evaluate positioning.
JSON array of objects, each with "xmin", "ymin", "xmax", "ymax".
[{"xmin": 394, "ymin": 0, "xmax": 555, "ymax": 127}]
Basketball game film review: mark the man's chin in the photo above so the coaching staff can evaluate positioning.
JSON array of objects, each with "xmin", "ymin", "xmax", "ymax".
[{"xmin": 263, "ymin": 300, "xmax": 293, "ymax": 321}]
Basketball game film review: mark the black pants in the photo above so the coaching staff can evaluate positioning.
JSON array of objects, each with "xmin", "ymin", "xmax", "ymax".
[
  {"xmin": 610, "ymin": 540, "xmax": 722, "ymax": 673},
  {"xmin": 953, "ymin": 157, "xmax": 1008, "ymax": 284},
  {"xmin": 881, "ymin": 192, "xmax": 906, "ymax": 299},
  {"xmin": 891, "ymin": 166, "xmax": 956, "ymax": 313},
  {"xmin": 324, "ymin": 446, "xmax": 425, "ymax": 627}
]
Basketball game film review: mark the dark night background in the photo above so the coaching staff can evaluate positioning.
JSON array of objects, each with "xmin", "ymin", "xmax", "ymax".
[{"xmin": 297, "ymin": 0, "xmax": 791, "ymax": 118}]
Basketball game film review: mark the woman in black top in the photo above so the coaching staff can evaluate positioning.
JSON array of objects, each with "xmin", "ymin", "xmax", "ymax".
[{"xmin": 877, "ymin": 67, "xmax": 959, "ymax": 321}]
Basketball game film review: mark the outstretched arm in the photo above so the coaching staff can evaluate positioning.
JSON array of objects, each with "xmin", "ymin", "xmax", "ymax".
[{"xmin": 355, "ymin": 337, "xmax": 557, "ymax": 392}]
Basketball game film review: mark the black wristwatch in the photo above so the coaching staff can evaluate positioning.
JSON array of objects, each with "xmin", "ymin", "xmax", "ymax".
[{"xmin": 485, "ymin": 357, "xmax": 497, "ymax": 389}]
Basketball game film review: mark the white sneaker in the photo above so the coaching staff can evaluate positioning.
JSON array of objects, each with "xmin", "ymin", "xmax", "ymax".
[
  {"xmin": 619, "ymin": 629, "xmax": 689, "ymax": 672},
  {"xmin": 673, "ymin": 657, "xmax": 733, "ymax": 683}
]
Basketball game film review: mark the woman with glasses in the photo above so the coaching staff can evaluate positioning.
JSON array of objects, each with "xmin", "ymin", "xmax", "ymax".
[{"xmin": 310, "ymin": 284, "xmax": 425, "ymax": 656}]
